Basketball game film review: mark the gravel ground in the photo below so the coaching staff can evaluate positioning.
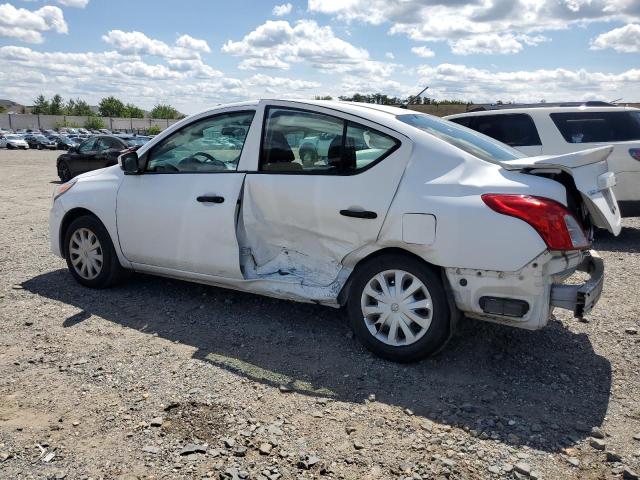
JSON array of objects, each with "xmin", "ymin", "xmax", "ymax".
[{"xmin": 0, "ymin": 149, "xmax": 639, "ymax": 480}]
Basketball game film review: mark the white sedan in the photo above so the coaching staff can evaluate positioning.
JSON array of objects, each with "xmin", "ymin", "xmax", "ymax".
[
  {"xmin": 1, "ymin": 134, "xmax": 29, "ymax": 149},
  {"xmin": 49, "ymin": 100, "xmax": 621, "ymax": 362}
]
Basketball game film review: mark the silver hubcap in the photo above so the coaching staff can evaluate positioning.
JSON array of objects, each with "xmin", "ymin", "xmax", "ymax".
[
  {"xmin": 69, "ymin": 228, "xmax": 103, "ymax": 280},
  {"xmin": 361, "ymin": 270, "xmax": 433, "ymax": 347}
]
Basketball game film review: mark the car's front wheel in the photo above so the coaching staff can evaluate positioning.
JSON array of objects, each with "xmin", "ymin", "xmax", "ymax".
[
  {"xmin": 64, "ymin": 215, "xmax": 125, "ymax": 288},
  {"xmin": 347, "ymin": 253, "xmax": 451, "ymax": 362},
  {"xmin": 58, "ymin": 161, "xmax": 73, "ymax": 182}
]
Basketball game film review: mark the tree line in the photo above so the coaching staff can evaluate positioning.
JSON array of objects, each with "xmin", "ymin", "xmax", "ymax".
[
  {"xmin": 315, "ymin": 94, "xmax": 471, "ymax": 106},
  {"xmin": 30, "ymin": 94, "xmax": 185, "ymax": 119}
]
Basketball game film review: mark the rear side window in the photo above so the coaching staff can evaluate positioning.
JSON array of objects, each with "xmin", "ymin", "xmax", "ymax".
[
  {"xmin": 449, "ymin": 116, "xmax": 473, "ymax": 128},
  {"xmin": 398, "ymin": 113, "xmax": 525, "ymax": 163},
  {"xmin": 260, "ymin": 107, "xmax": 399, "ymax": 174},
  {"xmin": 472, "ymin": 114, "xmax": 541, "ymax": 147},
  {"xmin": 551, "ymin": 111, "xmax": 640, "ymax": 143}
]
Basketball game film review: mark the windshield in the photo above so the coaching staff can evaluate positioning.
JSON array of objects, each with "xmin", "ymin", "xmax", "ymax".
[
  {"xmin": 34, "ymin": 135, "xmax": 48, "ymax": 141},
  {"xmin": 6, "ymin": 135, "xmax": 21, "ymax": 140},
  {"xmin": 124, "ymin": 137, "xmax": 150, "ymax": 147},
  {"xmin": 397, "ymin": 113, "xmax": 525, "ymax": 163}
]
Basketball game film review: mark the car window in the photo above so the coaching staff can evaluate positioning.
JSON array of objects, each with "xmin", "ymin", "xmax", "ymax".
[
  {"xmin": 78, "ymin": 138, "xmax": 96, "ymax": 153},
  {"xmin": 104, "ymin": 137, "xmax": 124, "ymax": 150},
  {"xmin": 397, "ymin": 113, "xmax": 525, "ymax": 163},
  {"xmin": 449, "ymin": 116, "xmax": 473, "ymax": 128},
  {"xmin": 467, "ymin": 114, "xmax": 541, "ymax": 147},
  {"xmin": 550, "ymin": 111, "xmax": 640, "ymax": 143},
  {"xmin": 261, "ymin": 107, "xmax": 399, "ymax": 173},
  {"xmin": 146, "ymin": 111, "xmax": 254, "ymax": 173}
]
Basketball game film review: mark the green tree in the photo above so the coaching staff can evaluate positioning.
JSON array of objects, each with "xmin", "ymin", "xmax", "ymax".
[
  {"xmin": 65, "ymin": 98, "xmax": 93, "ymax": 116},
  {"xmin": 314, "ymin": 95, "xmax": 333, "ymax": 100},
  {"xmin": 0, "ymin": 105, "xmax": 5, "ymax": 113},
  {"xmin": 123, "ymin": 103, "xmax": 145, "ymax": 118},
  {"xmin": 49, "ymin": 94, "xmax": 63, "ymax": 115},
  {"xmin": 150, "ymin": 104, "xmax": 181, "ymax": 119},
  {"xmin": 98, "ymin": 96, "xmax": 125, "ymax": 117},
  {"xmin": 85, "ymin": 117, "xmax": 105, "ymax": 130},
  {"xmin": 147, "ymin": 125, "xmax": 162, "ymax": 135},
  {"xmin": 32, "ymin": 95, "xmax": 50, "ymax": 114}
]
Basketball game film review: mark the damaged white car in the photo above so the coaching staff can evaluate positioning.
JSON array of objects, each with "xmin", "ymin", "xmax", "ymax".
[{"xmin": 49, "ymin": 100, "xmax": 621, "ymax": 362}]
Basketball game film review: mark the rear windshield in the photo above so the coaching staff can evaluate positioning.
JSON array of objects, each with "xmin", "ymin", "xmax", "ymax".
[
  {"xmin": 397, "ymin": 113, "xmax": 525, "ymax": 163},
  {"xmin": 550, "ymin": 111, "xmax": 640, "ymax": 143}
]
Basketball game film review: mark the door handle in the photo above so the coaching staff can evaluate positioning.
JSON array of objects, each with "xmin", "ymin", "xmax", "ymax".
[
  {"xmin": 197, "ymin": 195, "xmax": 224, "ymax": 204},
  {"xmin": 340, "ymin": 209, "xmax": 377, "ymax": 219}
]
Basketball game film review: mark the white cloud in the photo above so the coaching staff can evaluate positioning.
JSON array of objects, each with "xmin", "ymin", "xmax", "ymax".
[
  {"xmin": 309, "ymin": 0, "xmax": 640, "ymax": 55},
  {"xmin": 238, "ymin": 56, "xmax": 290, "ymax": 70},
  {"xmin": 385, "ymin": 51, "xmax": 395, "ymax": 59},
  {"xmin": 411, "ymin": 46, "xmax": 435, "ymax": 58},
  {"xmin": 272, "ymin": 3, "xmax": 292, "ymax": 16},
  {"xmin": 222, "ymin": 19, "xmax": 392, "ymax": 76},
  {"xmin": 449, "ymin": 34, "xmax": 523, "ymax": 55},
  {"xmin": 591, "ymin": 23, "xmax": 640, "ymax": 53},
  {"xmin": 416, "ymin": 63, "xmax": 640, "ymax": 103},
  {"xmin": 0, "ymin": 44, "xmax": 329, "ymax": 112},
  {"xmin": 56, "ymin": 0, "xmax": 89, "ymax": 8},
  {"xmin": 246, "ymin": 73, "xmax": 320, "ymax": 90},
  {"xmin": 175, "ymin": 34, "xmax": 211, "ymax": 53},
  {"xmin": 0, "ymin": 3, "xmax": 67, "ymax": 43},
  {"xmin": 102, "ymin": 30, "xmax": 211, "ymax": 60}
]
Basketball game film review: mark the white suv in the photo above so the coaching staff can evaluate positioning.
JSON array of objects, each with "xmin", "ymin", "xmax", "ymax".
[{"xmin": 446, "ymin": 104, "xmax": 640, "ymax": 217}]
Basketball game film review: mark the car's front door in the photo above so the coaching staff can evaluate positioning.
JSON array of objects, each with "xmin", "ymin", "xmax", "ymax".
[
  {"xmin": 72, "ymin": 137, "xmax": 98, "ymax": 173},
  {"xmin": 240, "ymin": 104, "xmax": 410, "ymax": 286},
  {"xmin": 116, "ymin": 110, "xmax": 255, "ymax": 278}
]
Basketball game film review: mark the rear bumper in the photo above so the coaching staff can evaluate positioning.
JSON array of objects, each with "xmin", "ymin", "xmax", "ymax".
[
  {"xmin": 550, "ymin": 250, "xmax": 604, "ymax": 318},
  {"xmin": 446, "ymin": 249, "xmax": 603, "ymax": 330}
]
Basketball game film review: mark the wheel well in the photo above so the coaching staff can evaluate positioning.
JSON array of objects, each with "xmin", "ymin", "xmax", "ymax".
[
  {"xmin": 59, "ymin": 208, "xmax": 97, "ymax": 256},
  {"xmin": 337, "ymin": 247, "xmax": 443, "ymax": 306}
]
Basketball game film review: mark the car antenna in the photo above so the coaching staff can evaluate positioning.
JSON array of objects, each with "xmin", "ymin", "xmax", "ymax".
[{"xmin": 403, "ymin": 86, "xmax": 429, "ymax": 108}]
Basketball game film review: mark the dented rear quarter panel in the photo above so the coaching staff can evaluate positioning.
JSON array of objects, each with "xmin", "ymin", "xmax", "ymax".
[{"xmin": 373, "ymin": 131, "xmax": 569, "ymax": 273}]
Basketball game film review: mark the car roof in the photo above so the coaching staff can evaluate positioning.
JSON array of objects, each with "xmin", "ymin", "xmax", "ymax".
[{"xmin": 446, "ymin": 105, "xmax": 640, "ymax": 119}]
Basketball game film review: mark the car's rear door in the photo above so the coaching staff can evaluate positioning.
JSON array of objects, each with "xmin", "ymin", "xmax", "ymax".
[
  {"xmin": 116, "ymin": 109, "xmax": 256, "ymax": 278},
  {"xmin": 240, "ymin": 103, "xmax": 410, "ymax": 286}
]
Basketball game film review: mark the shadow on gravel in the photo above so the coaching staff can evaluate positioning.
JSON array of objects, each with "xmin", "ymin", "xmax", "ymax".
[
  {"xmin": 23, "ymin": 269, "xmax": 612, "ymax": 453},
  {"xmin": 595, "ymin": 225, "xmax": 640, "ymax": 253}
]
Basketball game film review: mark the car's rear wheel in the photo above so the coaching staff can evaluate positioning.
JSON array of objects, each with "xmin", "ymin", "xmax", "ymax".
[
  {"xmin": 347, "ymin": 253, "xmax": 450, "ymax": 362},
  {"xmin": 58, "ymin": 161, "xmax": 72, "ymax": 182},
  {"xmin": 64, "ymin": 215, "xmax": 125, "ymax": 289},
  {"xmin": 7, "ymin": 144, "xmax": 13, "ymax": 150}
]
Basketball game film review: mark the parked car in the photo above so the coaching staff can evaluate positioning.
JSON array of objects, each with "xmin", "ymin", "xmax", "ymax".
[
  {"xmin": 115, "ymin": 135, "xmax": 151, "ymax": 147},
  {"xmin": 1, "ymin": 134, "xmax": 29, "ymax": 149},
  {"xmin": 24, "ymin": 134, "xmax": 57, "ymax": 150},
  {"xmin": 49, "ymin": 100, "xmax": 621, "ymax": 361},
  {"xmin": 445, "ymin": 103, "xmax": 640, "ymax": 216},
  {"xmin": 53, "ymin": 135, "xmax": 79, "ymax": 150},
  {"xmin": 56, "ymin": 135, "xmax": 134, "ymax": 181}
]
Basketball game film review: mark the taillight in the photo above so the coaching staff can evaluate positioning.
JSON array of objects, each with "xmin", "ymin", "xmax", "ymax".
[
  {"xmin": 629, "ymin": 148, "xmax": 640, "ymax": 161},
  {"xmin": 481, "ymin": 194, "xmax": 590, "ymax": 251}
]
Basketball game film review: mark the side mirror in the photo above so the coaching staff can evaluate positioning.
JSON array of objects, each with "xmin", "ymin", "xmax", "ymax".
[{"xmin": 119, "ymin": 149, "xmax": 146, "ymax": 174}]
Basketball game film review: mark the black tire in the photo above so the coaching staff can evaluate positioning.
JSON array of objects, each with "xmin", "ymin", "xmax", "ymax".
[
  {"xmin": 346, "ymin": 253, "xmax": 451, "ymax": 362},
  {"xmin": 7, "ymin": 144, "xmax": 13, "ymax": 150},
  {"xmin": 63, "ymin": 215, "xmax": 125, "ymax": 289},
  {"xmin": 58, "ymin": 160, "xmax": 73, "ymax": 182}
]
